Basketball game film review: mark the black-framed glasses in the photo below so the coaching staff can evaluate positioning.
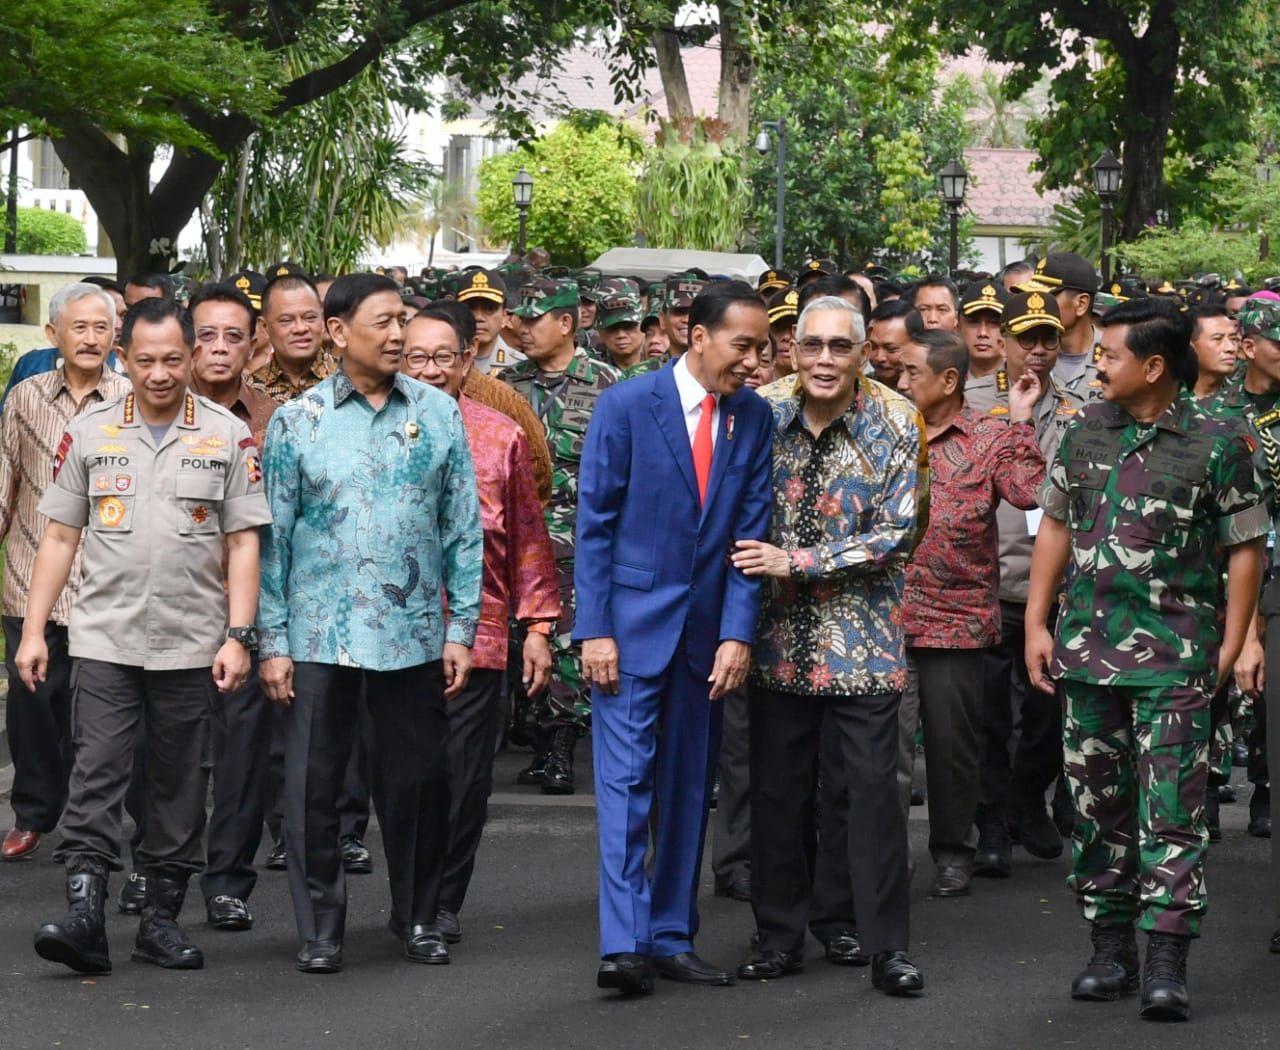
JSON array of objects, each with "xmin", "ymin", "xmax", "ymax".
[{"xmin": 404, "ymin": 348, "xmax": 466, "ymax": 368}]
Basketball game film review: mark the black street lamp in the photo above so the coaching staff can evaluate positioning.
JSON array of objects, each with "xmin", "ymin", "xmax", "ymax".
[
  {"xmin": 1257, "ymin": 142, "xmax": 1277, "ymax": 261},
  {"xmin": 754, "ymin": 120, "xmax": 786, "ymax": 269},
  {"xmin": 938, "ymin": 157, "xmax": 968, "ymax": 274},
  {"xmin": 1092, "ymin": 149, "xmax": 1122, "ymax": 283},
  {"xmin": 512, "ymin": 166, "xmax": 534, "ymax": 256}
]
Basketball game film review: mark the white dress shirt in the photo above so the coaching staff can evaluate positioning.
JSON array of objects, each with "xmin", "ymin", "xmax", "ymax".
[{"xmin": 672, "ymin": 354, "xmax": 720, "ymax": 450}]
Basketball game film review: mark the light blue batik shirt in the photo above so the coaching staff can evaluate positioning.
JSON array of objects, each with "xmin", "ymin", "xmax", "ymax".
[{"xmin": 257, "ymin": 368, "xmax": 482, "ymax": 670}]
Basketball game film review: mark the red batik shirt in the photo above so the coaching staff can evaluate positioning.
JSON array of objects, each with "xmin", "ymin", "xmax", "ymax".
[
  {"xmin": 458, "ymin": 395, "xmax": 561, "ymax": 668},
  {"xmin": 903, "ymin": 407, "xmax": 1045, "ymax": 648}
]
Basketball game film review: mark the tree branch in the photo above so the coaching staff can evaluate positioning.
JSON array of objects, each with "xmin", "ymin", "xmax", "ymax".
[
  {"xmin": 0, "ymin": 131, "xmax": 41, "ymax": 154},
  {"xmin": 653, "ymin": 27, "xmax": 693, "ymax": 118}
]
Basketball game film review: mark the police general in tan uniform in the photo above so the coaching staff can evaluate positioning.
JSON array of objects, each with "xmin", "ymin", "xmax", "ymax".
[{"xmin": 18, "ymin": 297, "xmax": 271, "ymax": 977}]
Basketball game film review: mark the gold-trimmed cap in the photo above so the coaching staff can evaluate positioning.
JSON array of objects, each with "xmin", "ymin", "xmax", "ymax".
[{"xmin": 1003, "ymin": 289, "xmax": 1064, "ymax": 335}]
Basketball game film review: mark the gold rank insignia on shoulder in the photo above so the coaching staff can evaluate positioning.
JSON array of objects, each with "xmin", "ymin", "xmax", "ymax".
[
  {"xmin": 1093, "ymin": 344, "xmax": 1103, "ymax": 362},
  {"xmin": 1256, "ymin": 408, "xmax": 1280, "ymax": 428},
  {"xmin": 496, "ymin": 350, "xmax": 505, "ymax": 363},
  {"xmin": 184, "ymin": 394, "xmax": 196, "ymax": 426},
  {"xmin": 996, "ymin": 371, "xmax": 1009, "ymax": 392},
  {"xmin": 123, "ymin": 392, "xmax": 135, "ymax": 424}
]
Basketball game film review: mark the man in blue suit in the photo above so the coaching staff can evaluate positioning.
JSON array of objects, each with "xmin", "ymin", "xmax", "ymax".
[{"xmin": 575, "ymin": 281, "xmax": 775, "ymax": 995}]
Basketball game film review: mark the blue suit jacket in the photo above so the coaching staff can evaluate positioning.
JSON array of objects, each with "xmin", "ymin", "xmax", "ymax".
[{"xmin": 573, "ymin": 362, "xmax": 774, "ymax": 680}]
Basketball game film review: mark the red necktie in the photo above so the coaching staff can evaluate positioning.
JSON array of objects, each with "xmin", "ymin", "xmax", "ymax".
[{"xmin": 693, "ymin": 393, "xmax": 715, "ymax": 506}]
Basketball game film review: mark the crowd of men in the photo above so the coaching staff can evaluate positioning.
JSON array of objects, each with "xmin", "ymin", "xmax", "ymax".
[{"xmin": 0, "ymin": 248, "xmax": 1276, "ymax": 1024}]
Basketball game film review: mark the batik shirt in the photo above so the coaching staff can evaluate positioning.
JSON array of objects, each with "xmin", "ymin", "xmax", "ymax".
[
  {"xmin": 258, "ymin": 369, "xmax": 482, "ymax": 670},
  {"xmin": 751, "ymin": 382, "xmax": 924, "ymax": 696}
]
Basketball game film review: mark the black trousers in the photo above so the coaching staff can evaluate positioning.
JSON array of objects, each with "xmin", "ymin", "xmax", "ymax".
[
  {"xmin": 440, "ymin": 668, "xmax": 503, "ymax": 914},
  {"xmin": 201, "ymin": 658, "xmax": 275, "ymax": 903},
  {"xmin": 749, "ymin": 685, "xmax": 909, "ymax": 957},
  {"xmin": 54, "ymin": 659, "xmax": 213, "ymax": 878},
  {"xmin": 3, "ymin": 616, "xmax": 73, "ymax": 833},
  {"xmin": 711, "ymin": 686, "xmax": 751, "ymax": 882},
  {"xmin": 979, "ymin": 600, "xmax": 1063, "ymax": 819},
  {"xmin": 283, "ymin": 661, "xmax": 449, "ymax": 942}
]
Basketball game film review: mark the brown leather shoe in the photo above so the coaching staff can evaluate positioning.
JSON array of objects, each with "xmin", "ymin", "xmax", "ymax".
[{"xmin": 2, "ymin": 829, "xmax": 41, "ymax": 860}]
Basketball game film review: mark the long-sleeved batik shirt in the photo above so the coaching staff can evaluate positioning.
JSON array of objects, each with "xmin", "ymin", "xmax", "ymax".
[
  {"xmin": 751, "ymin": 380, "xmax": 924, "ymax": 697},
  {"xmin": 258, "ymin": 369, "xmax": 482, "ymax": 670}
]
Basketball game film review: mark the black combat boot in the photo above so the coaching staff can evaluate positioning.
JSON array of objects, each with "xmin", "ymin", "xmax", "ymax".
[
  {"xmin": 132, "ymin": 872, "xmax": 204, "ymax": 969},
  {"xmin": 516, "ymin": 730, "xmax": 550, "ymax": 786},
  {"xmin": 1139, "ymin": 932, "xmax": 1191, "ymax": 1021},
  {"xmin": 541, "ymin": 726, "xmax": 577, "ymax": 796},
  {"xmin": 35, "ymin": 872, "xmax": 112, "ymax": 974},
  {"xmin": 973, "ymin": 806, "xmax": 1012, "ymax": 878},
  {"xmin": 1070, "ymin": 922, "xmax": 1139, "ymax": 1001}
]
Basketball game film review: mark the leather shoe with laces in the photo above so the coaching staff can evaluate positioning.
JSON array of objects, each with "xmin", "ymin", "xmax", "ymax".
[
  {"xmin": 341, "ymin": 838, "xmax": 373, "ymax": 874},
  {"xmin": 296, "ymin": 939, "xmax": 343, "ymax": 974},
  {"xmin": 206, "ymin": 895, "xmax": 253, "ymax": 931},
  {"xmin": 824, "ymin": 933, "xmax": 869, "ymax": 967},
  {"xmin": 1140, "ymin": 933, "xmax": 1191, "ymax": 1021},
  {"xmin": 736, "ymin": 949, "xmax": 803, "ymax": 980},
  {"xmin": 653, "ymin": 952, "xmax": 734, "ymax": 985},
  {"xmin": 597, "ymin": 952, "xmax": 653, "ymax": 995},
  {"xmin": 871, "ymin": 951, "xmax": 924, "ymax": 995},
  {"xmin": 930, "ymin": 865, "xmax": 972, "ymax": 897},
  {"xmin": 2, "ymin": 829, "xmax": 41, "ymax": 860},
  {"xmin": 405, "ymin": 925, "xmax": 450, "ymax": 964}
]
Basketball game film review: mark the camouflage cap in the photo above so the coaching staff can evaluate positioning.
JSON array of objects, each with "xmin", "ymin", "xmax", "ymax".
[
  {"xmin": 757, "ymin": 268, "xmax": 794, "ymax": 294},
  {"xmin": 765, "ymin": 287, "xmax": 800, "ymax": 325},
  {"xmin": 575, "ymin": 268, "xmax": 605, "ymax": 300},
  {"xmin": 641, "ymin": 302, "xmax": 663, "ymax": 331},
  {"xmin": 665, "ymin": 274, "xmax": 708, "ymax": 310},
  {"xmin": 225, "ymin": 269, "xmax": 267, "ymax": 310},
  {"xmin": 457, "ymin": 268, "xmax": 507, "ymax": 306},
  {"xmin": 1239, "ymin": 294, "xmax": 1280, "ymax": 341},
  {"xmin": 513, "ymin": 278, "xmax": 579, "ymax": 319},
  {"xmin": 597, "ymin": 287, "xmax": 644, "ymax": 328},
  {"xmin": 1003, "ymin": 289, "xmax": 1064, "ymax": 335},
  {"xmin": 959, "ymin": 280, "xmax": 1008, "ymax": 317},
  {"xmin": 542, "ymin": 265, "xmax": 571, "ymax": 279}
]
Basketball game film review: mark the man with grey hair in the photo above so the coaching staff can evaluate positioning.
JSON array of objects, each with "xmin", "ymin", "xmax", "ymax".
[
  {"xmin": 733, "ymin": 295, "xmax": 926, "ymax": 994},
  {"xmin": 0, "ymin": 283, "xmax": 131, "ymax": 861}
]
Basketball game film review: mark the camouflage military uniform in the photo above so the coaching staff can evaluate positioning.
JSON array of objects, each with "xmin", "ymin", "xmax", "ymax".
[
  {"xmin": 503, "ymin": 349, "xmax": 620, "ymax": 732},
  {"xmin": 1040, "ymin": 395, "xmax": 1268, "ymax": 936}
]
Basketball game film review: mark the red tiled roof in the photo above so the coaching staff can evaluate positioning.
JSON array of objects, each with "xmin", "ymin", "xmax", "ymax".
[{"xmin": 963, "ymin": 148, "xmax": 1065, "ymax": 229}]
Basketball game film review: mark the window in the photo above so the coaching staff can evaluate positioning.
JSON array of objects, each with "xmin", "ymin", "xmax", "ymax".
[{"xmin": 30, "ymin": 138, "xmax": 74, "ymax": 190}]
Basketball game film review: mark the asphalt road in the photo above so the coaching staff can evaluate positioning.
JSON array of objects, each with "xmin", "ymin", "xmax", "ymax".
[{"xmin": 0, "ymin": 750, "xmax": 1276, "ymax": 1050}]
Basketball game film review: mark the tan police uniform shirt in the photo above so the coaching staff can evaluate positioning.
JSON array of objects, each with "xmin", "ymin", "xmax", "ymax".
[{"xmin": 38, "ymin": 390, "xmax": 272, "ymax": 669}]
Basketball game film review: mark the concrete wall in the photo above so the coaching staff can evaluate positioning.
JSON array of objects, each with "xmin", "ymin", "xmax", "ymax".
[{"xmin": 0, "ymin": 254, "xmax": 119, "ymax": 354}]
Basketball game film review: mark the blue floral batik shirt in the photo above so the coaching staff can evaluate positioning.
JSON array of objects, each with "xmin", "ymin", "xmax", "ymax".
[{"xmin": 257, "ymin": 368, "xmax": 482, "ymax": 670}]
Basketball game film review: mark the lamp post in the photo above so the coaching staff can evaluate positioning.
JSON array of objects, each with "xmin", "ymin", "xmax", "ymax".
[
  {"xmin": 512, "ymin": 166, "xmax": 534, "ymax": 257},
  {"xmin": 753, "ymin": 120, "xmax": 786, "ymax": 269},
  {"xmin": 938, "ymin": 157, "xmax": 968, "ymax": 275},
  {"xmin": 1092, "ymin": 149, "xmax": 1122, "ymax": 284},
  {"xmin": 1257, "ymin": 142, "xmax": 1277, "ymax": 261}
]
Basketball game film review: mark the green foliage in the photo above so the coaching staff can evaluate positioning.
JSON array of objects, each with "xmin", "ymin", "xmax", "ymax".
[
  {"xmin": 209, "ymin": 47, "xmax": 434, "ymax": 274},
  {"xmin": 1022, "ymin": 195, "xmax": 1103, "ymax": 261},
  {"xmin": 475, "ymin": 122, "xmax": 640, "ymax": 266},
  {"xmin": 0, "ymin": 341, "xmax": 18, "ymax": 391},
  {"xmin": 747, "ymin": 15, "xmax": 973, "ymax": 269},
  {"xmin": 636, "ymin": 118, "xmax": 751, "ymax": 252},
  {"xmin": 1113, "ymin": 221, "xmax": 1259, "ymax": 282},
  {"xmin": 8, "ymin": 206, "xmax": 88, "ymax": 255}
]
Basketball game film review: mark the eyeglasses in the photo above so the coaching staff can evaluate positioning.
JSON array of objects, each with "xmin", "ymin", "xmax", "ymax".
[
  {"xmin": 796, "ymin": 337, "xmax": 858, "ymax": 359},
  {"xmin": 404, "ymin": 349, "xmax": 465, "ymax": 368},
  {"xmin": 195, "ymin": 327, "xmax": 248, "ymax": 348},
  {"xmin": 1013, "ymin": 331, "xmax": 1061, "ymax": 351}
]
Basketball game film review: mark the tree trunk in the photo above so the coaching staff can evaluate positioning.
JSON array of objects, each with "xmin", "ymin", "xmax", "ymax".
[
  {"xmin": 653, "ymin": 27, "xmax": 693, "ymax": 119},
  {"xmin": 1114, "ymin": 26, "xmax": 1178, "ymax": 241},
  {"xmin": 716, "ymin": 0, "xmax": 754, "ymax": 144}
]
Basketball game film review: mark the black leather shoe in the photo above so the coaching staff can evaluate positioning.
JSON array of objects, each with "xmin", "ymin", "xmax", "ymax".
[
  {"xmin": 910, "ymin": 786, "xmax": 925, "ymax": 806},
  {"xmin": 541, "ymin": 727, "xmax": 577, "ymax": 795},
  {"xmin": 1139, "ymin": 933, "xmax": 1190, "ymax": 1021},
  {"xmin": 973, "ymin": 822, "xmax": 1013, "ymax": 878},
  {"xmin": 714, "ymin": 873, "xmax": 752, "ymax": 902},
  {"xmin": 736, "ymin": 949, "xmax": 803, "ymax": 980},
  {"xmin": 405, "ymin": 925, "xmax": 450, "ymax": 965},
  {"xmin": 296, "ymin": 939, "xmax": 343, "ymax": 974},
  {"xmin": 341, "ymin": 838, "xmax": 373, "ymax": 874},
  {"xmin": 930, "ymin": 865, "xmax": 972, "ymax": 898},
  {"xmin": 1014, "ymin": 807, "xmax": 1064, "ymax": 859},
  {"xmin": 117, "ymin": 871, "xmax": 147, "ymax": 915},
  {"xmin": 265, "ymin": 842, "xmax": 288, "ymax": 870},
  {"xmin": 653, "ymin": 952, "xmax": 735, "ymax": 985},
  {"xmin": 871, "ymin": 951, "xmax": 924, "ymax": 995},
  {"xmin": 206, "ymin": 894, "xmax": 253, "ymax": 931},
  {"xmin": 824, "ymin": 933, "xmax": 869, "ymax": 967},
  {"xmin": 1071, "ymin": 922, "xmax": 1139, "ymax": 1001},
  {"xmin": 435, "ymin": 908, "xmax": 461, "ymax": 944},
  {"xmin": 597, "ymin": 952, "xmax": 653, "ymax": 995},
  {"xmin": 516, "ymin": 751, "xmax": 548, "ymax": 785}
]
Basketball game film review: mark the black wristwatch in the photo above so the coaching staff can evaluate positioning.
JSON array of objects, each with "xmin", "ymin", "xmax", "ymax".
[{"xmin": 226, "ymin": 625, "xmax": 259, "ymax": 650}]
